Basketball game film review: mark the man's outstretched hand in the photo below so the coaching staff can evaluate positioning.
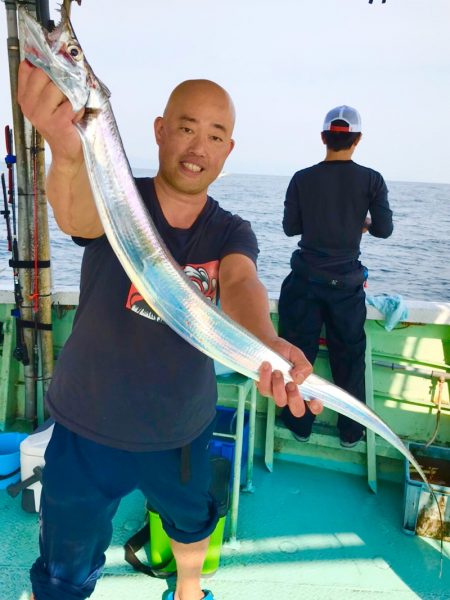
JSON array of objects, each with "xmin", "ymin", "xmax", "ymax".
[{"xmin": 257, "ymin": 337, "xmax": 323, "ymax": 418}]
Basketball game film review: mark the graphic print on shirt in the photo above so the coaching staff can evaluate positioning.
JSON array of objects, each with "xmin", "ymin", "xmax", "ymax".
[{"xmin": 125, "ymin": 260, "xmax": 219, "ymax": 322}]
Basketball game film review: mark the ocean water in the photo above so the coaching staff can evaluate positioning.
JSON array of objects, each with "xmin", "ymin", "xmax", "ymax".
[{"xmin": 0, "ymin": 170, "xmax": 449, "ymax": 302}]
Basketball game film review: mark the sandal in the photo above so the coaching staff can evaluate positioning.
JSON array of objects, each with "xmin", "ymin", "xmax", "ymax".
[{"xmin": 166, "ymin": 590, "xmax": 214, "ymax": 600}]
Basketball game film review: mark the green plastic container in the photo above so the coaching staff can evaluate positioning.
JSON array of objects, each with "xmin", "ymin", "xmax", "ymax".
[
  {"xmin": 148, "ymin": 511, "xmax": 226, "ymax": 575},
  {"xmin": 147, "ymin": 455, "xmax": 230, "ymax": 576}
]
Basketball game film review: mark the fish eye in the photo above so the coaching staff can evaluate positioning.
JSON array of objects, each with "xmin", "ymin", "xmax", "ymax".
[{"xmin": 67, "ymin": 44, "xmax": 83, "ymax": 61}]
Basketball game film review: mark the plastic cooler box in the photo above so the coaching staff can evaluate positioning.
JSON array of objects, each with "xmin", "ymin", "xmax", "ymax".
[
  {"xmin": 209, "ymin": 406, "xmax": 249, "ymax": 487},
  {"xmin": 148, "ymin": 455, "xmax": 231, "ymax": 576},
  {"xmin": 20, "ymin": 421, "xmax": 54, "ymax": 512},
  {"xmin": 403, "ymin": 442, "xmax": 450, "ymax": 541}
]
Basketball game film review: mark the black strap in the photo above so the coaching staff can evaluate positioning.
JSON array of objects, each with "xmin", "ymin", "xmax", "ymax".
[
  {"xmin": 0, "ymin": 466, "xmax": 20, "ymax": 481},
  {"xmin": 16, "ymin": 319, "xmax": 53, "ymax": 331},
  {"xmin": 123, "ymin": 522, "xmax": 176, "ymax": 578},
  {"xmin": 9, "ymin": 259, "xmax": 51, "ymax": 269}
]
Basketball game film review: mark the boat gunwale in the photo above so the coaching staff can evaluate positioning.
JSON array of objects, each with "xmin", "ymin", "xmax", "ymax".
[{"xmin": 0, "ymin": 287, "xmax": 449, "ymax": 325}]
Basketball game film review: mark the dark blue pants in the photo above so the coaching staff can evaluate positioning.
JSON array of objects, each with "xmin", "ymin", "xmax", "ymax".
[
  {"xmin": 30, "ymin": 421, "xmax": 218, "ymax": 600},
  {"xmin": 278, "ymin": 271, "xmax": 367, "ymax": 437}
]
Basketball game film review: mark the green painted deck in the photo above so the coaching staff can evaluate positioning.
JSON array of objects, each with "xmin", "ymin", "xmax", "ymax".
[{"xmin": 1, "ymin": 455, "xmax": 449, "ymax": 599}]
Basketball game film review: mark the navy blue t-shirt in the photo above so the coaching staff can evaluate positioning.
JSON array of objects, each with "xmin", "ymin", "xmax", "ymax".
[
  {"xmin": 283, "ymin": 160, "xmax": 393, "ymax": 270},
  {"xmin": 46, "ymin": 178, "xmax": 259, "ymax": 451}
]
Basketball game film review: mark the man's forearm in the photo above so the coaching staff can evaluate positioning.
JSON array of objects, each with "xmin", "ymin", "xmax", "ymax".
[
  {"xmin": 46, "ymin": 156, "xmax": 103, "ymax": 238},
  {"xmin": 220, "ymin": 278, "xmax": 278, "ymax": 344}
]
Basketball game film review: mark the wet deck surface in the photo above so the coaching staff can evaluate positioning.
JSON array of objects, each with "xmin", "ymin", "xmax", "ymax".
[{"xmin": 1, "ymin": 456, "xmax": 449, "ymax": 600}]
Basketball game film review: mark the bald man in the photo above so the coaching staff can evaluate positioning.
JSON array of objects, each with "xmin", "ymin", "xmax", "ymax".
[{"xmin": 18, "ymin": 65, "xmax": 320, "ymax": 600}]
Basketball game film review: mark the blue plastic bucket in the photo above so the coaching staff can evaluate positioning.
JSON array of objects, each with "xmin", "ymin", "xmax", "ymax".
[{"xmin": 0, "ymin": 432, "xmax": 28, "ymax": 490}]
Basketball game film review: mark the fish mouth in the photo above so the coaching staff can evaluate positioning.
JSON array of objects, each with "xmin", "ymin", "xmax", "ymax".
[{"xmin": 18, "ymin": 6, "xmax": 90, "ymax": 112}]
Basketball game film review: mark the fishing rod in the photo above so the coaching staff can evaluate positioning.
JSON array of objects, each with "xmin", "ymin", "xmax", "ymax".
[
  {"xmin": 2, "ymin": 127, "xmax": 29, "ymax": 365},
  {"xmin": 5, "ymin": 125, "xmax": 16, "ymax": 241},
  {"xmin": 1, "ymin": 173, "xmax": 12, "ymax": 252}
]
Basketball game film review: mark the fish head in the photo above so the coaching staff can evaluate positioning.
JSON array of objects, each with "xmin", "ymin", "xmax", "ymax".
[{"xmin": 18, "ymin": 6, "xmax": 109, "ymax": 112}]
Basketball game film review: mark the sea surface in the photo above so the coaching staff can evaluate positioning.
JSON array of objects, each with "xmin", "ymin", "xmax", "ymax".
[{"xmin": 0, "ymin": 170, "xmax": 449, "ymax": 302}]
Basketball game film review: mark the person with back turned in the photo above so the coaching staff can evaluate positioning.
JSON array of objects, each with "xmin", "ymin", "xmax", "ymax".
[{"xmin": 278, "ymin": 105, "xmax": 393, "ymax": 448}]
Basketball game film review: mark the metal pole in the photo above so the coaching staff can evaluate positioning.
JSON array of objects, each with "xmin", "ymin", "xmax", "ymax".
[
  {"xmin": 33, "ymin": 126, "xmax": 54, "ymax": 408},
  {"xmin": 20, "ymin": 1, "xmax": 54, "ymax": 420},
  {"xmin": 373, "ymin": 360, "xmax": 450, "ymax": 381},
  {"xmin": 36, "ymin": 0, "xmax": 51, "ymax": 25}
]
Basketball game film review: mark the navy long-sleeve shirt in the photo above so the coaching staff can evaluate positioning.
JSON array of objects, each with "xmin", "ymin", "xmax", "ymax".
[{"xmin": 283, "ymin": 160, "xmax": 393, "ymax": 269}]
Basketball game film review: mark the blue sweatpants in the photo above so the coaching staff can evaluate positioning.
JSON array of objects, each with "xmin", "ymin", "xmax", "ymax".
[{"xmin": 30, "ymin": 421, "xmax": 218, "ymax": 600}]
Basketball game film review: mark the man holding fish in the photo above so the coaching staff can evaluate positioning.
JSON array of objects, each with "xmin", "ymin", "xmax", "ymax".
[{"xmin": 18, "ymin": 61, "xmax": 321, "ymax": 600}]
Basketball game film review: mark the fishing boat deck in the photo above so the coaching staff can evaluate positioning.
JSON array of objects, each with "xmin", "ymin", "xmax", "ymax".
[
  {"xmin": 0, "ymin": 297, "xmax": 449, "ymax": 598},
  {"xmin": 1, "ymin": 454, "xmax": 449, "ymax": 600}
]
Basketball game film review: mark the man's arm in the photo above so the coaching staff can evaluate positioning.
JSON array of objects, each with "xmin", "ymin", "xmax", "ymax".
[
  {"xmin": 368, "ymin": 173, "xmax": 393, "ymax": 239},
  {"xmin": 17, "ymin": 61, "xmax": 103, "ymax": 238},
  {"xmin": 282, "ymin": 175, "xmax": 303, "ymax": 236},
  {"xmin": 219, "ymin": 253, "xmax": 322, "ymax": 417}
]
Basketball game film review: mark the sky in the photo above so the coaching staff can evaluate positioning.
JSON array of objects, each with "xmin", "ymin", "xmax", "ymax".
[{"xmin": 0, "ymin": 0, "xmax": 449, "ymax": 184}]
